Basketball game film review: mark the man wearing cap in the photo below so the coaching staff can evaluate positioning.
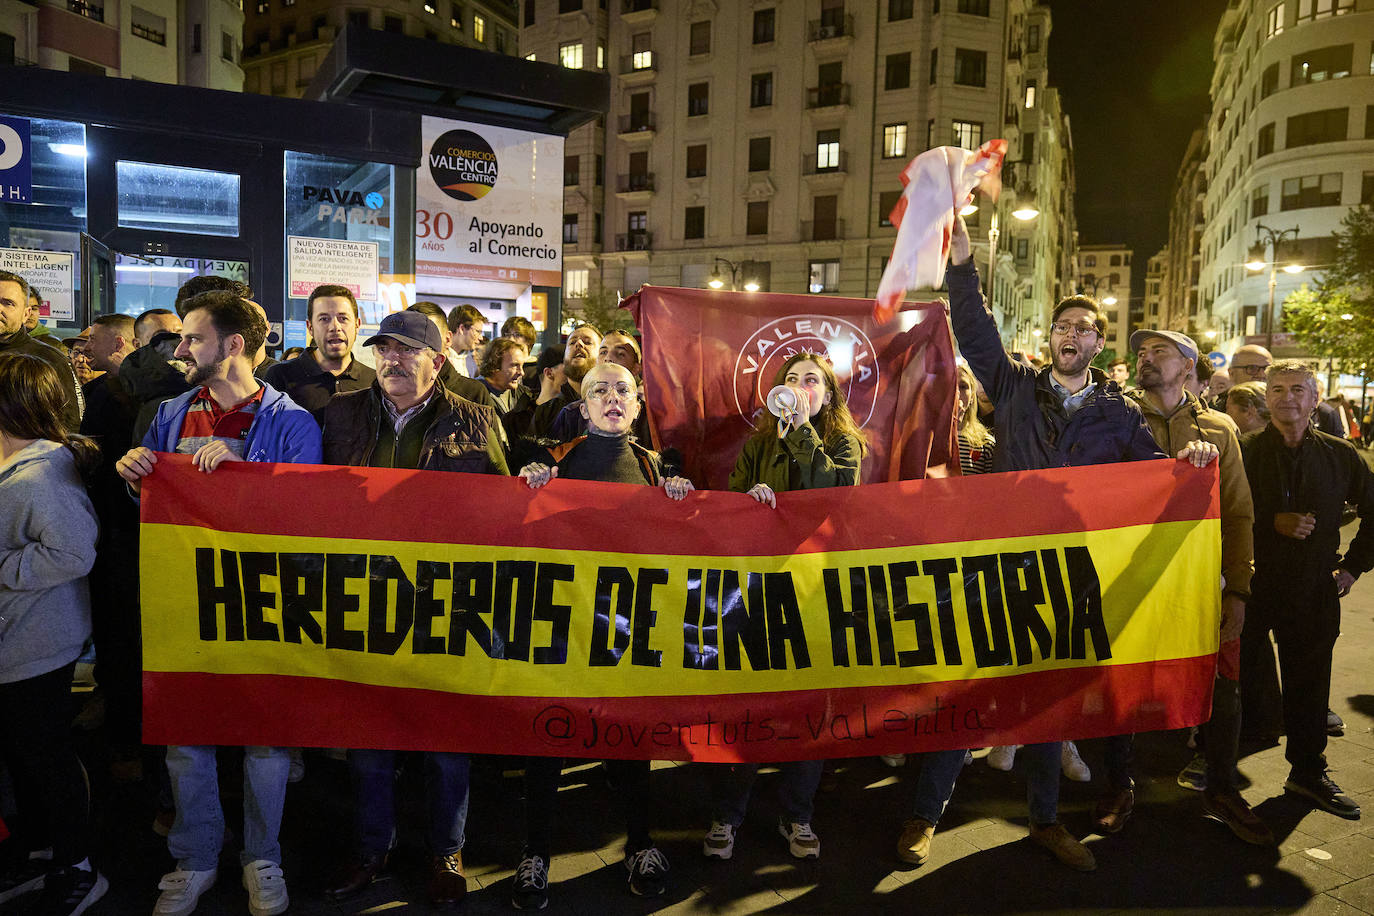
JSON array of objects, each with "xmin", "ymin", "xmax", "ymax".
[
  {"xmin": 1117, "ymin": 329, "xmax": 1270, "ymax": 844},
  {"xmin": 318, "ymin": 309, "xmax": 507, "ymax": 909}
]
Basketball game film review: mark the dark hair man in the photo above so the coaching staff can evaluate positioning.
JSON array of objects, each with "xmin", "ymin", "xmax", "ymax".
[
  {"xmin": 22, "ymin": 285, "xmax": 54, "ymax": 341},
  {"xmin": 408, "ymin": 303, "xmax": 502, "ymax": 414},
  {"xmin": 446, "ymin": 303, "xmax": 486, "ymax": 377},
  {"xmin": 894, "ymin": 217, "xmax": 1216, "ymax": 875},
  {"xmin": 501, "ymin": 315, "xmax": 538, "ymax": 349},
  {"xmin": 528, "ymin": 324, "xmax": 600, "ymax": 437},
  {"xmin": 1239, "ymin": 361, "xmax": 1374, "ymax": 821},
  {"xmin": 115, "ymin": 289, "xmax": 321, "ymax": 916},
  {"xmin": 318, "ymin": 309, "xmax": 506, "ymax": 908},
  {"xmin": 262, "ymin": 284, "xmax": 373, "ymax": 424},
  {"xmin": 0, "ymin": 270, "xmax": 80, "ymax": 431},
  {"xmin": 1106, "ymin": 356, "xmax": 1130, "ymax": 387},
  {"xmin": 1124, "ymin": 329, "xmax": 1270, "ymax": 844},
  {"xmin": 479, "ymin": 336, "xmax": 530, "ymax": 434},
  {"xmin": 513, "ymin": 361, "xmax": 692, "ymax": 908},
  {"xmin": 173, "ymin": 275, "xmax": 252, "ymax": 318}
]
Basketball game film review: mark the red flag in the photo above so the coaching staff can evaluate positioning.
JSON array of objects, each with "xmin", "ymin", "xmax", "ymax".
[{"xmin": 623, "ymin": 287, "xmax": 958, "ymax": 491}]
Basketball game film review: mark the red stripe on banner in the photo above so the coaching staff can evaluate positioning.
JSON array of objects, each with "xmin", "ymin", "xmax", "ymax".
[
  {"xmin": 144, "ymin": 656, "xmax": 1217, "ymax": 762},
  {"xmin": 139, "ymin": 456, "xmax": 1217, "ymax": 558}
]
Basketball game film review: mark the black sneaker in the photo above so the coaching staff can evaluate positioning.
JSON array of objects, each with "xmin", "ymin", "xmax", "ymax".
[
  {"xmin": 1285, "ymin": 772, "xmax": 1361, "ymax": 820},
  {"xmin": 35, "ymin": 866, "xmax": 109, "ymax": 916},
  {"xmin": 1327, "ymin": 709, "xmax": 1345, "ymax": 737},
  {"xmin": 0, "ymin": 857, "xmax": 50, "ymax": 905},
  {"xmin": 511, "ymin": 851, "xmax": 549, "ymax": 911},
  {"xmin": 625, "ymin": 846, "xmax": 669, "ymax": 897}
]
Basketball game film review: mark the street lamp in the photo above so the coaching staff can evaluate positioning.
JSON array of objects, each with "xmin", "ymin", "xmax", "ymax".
[
  {"xmin": 708, "ymin": 257, "xmax": 759, "ymax": 292},
  {"xmin": 1080, "ymin": 274, "xmax": 1117, "ymax": 306},
  {"xmin": 1245, "ymin": 223, "xmax": 1303, "ymax": 350}
]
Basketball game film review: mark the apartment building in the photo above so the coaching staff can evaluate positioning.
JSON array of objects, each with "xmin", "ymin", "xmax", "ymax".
[
  {"xmin": 1162, "ymin": 126, "xmax": 1208, "ymax": 334},
  {"xmin": 1144, "ymin": 245, "xmax": 1168, "ymax": 329},
  {"xmin": 1075, "ymin": 243, "xmax": 1133, "ymax": 359}
]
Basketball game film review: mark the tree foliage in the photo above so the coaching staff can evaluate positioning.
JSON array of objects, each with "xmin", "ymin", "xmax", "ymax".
[
  {"xmin": 565, "ymin": 284, "xmax": 637, "ymax": 335},
  {"xmin": 1282, "ymin": 206, "xmax": 1374, "ymax": 375}
]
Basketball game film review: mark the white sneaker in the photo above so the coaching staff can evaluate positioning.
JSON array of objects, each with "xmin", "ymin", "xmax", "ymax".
[
  {"xmin": 702, "ymin": 821, "xmax": 736, "ymax": 859},
  {"xmin": 963, "ymin": 749, "xmax": 974, "ymax": 766},
  {"xmin": 879, "ymin": 754, "xmax": 907, "ymax": 768},
  {"xmin": 987, "ymin": 745, "xmax": 1018, "ymax": 771},
  {"xmin": 154, "ymin": 868, "xmax": 217, "ymax": 916},
  {"xmin": 1061, "ymin": 741, "xmax": 1092, "ymax": 782},
  {"xmin": 241, "ymin": 860, "xmax": 288, "ymax": 916},
  {"xmin": 778, "ymin": 821, "xmax": 820, "ymax": 859}
]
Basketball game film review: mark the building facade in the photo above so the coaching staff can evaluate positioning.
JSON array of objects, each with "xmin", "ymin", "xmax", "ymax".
[
  {"xmin": 1144, "ymin": 245, "xmax": 1168, "ymax": 329},
  {"xmin": 1197, "ymin": 0, "xmax": 1374, "ymax": 354},
  {"xmin": 0, "ymin": 0, "xmax": 244, "ymax": 89},
  {"xmin": 1075, "ymin": 243, "xmax": 1132, "ymax": 358},
  {"xmin": 1162, "ymin": 126, "xmax": 1207, "ymax": 334}
]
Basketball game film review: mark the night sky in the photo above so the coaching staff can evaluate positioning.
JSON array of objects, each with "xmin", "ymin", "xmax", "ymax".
[{"xmin": 1048, "ymin": 0, "xmax": 1228, "ymax": 286}]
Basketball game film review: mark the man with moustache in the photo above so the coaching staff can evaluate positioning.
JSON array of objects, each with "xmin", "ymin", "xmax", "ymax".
[
  {"xmin": 116, "ymin": 290, "xmax": 320, "ymax": 916},
  {"xmin": 528, "ymin": 324, "xmax": 600, "ymax": 437},
  {"xmin": 263, "ymin": 284, "xmax": 374, "ymax": 424}
]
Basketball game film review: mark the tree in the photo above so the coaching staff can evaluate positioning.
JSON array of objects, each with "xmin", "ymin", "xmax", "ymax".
[
  {"xmin": 565, "ymin": 283, "xmax": 637, "ymax": 335},
  {"xmin": 1282, "ymin": 206, "xmax": 1374, "ymax": 378}
]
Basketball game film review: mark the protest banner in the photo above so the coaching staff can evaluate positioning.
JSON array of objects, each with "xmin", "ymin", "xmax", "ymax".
[{"xmin": 141, "ymin": 456, "xmax": 1219, "ymax": 762}]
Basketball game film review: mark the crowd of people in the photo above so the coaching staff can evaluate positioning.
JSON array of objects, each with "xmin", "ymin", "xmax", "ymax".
[{"xmin": 0, "ymin": 207, "xmax": 1371, "ymax": 916}]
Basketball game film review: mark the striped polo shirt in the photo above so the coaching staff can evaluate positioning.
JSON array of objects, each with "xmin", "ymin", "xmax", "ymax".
[{"xmin": 174, "ymin": 385, "xmax": 265, "ymax": 459}]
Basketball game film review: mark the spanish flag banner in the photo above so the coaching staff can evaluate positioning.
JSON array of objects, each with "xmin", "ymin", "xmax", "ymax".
[{"xmin": 141, "ymin": 455, "xmax": 1220, "ymax": 762}]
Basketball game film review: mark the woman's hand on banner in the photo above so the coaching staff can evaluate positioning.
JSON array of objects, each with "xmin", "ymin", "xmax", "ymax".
[
  {"xmin": 663, "ymin": 476, "xmax": 695, "ymax": 501},
  {"xmin": 519, "ymin": 462, "xmax": 558, "ymax": 489},
  {"xmin": 746, "ymin": 482, "xmax": 777, "ymax": 509}
]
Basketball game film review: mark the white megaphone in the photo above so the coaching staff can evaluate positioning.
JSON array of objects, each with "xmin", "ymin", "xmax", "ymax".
[{"xmin": 766, "ymin": 385, "xmax": 805, "ymax": 436}]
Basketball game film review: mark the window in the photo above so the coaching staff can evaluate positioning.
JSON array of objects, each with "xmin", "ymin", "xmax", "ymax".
[
  {"xmin": 631, "ymin": 33, "xmax": 651, "ymax": 69},
  {"xmin": 811, "ymin": 195, "xmax": 838, "ymax": 240},
  {"xmin": 926, "ymin": 119, "xmax": 935, "ymax": 149},
  {"xmin": 951, "ymin": 119, "xmax": 982, "ymax": 148},
  {"xmin": 594, "ymin": 212, "xmax": 603, "ymax": 244},
  {"xmin": 928, "ymin": 48, "xmax": 938, "ymax": 84},
  {"xmin": 1363, "ymin": 171, "xmax": 1374, "ymax": 205},
  {"xmin": 686, "ymin": 144, "xmax": 707, "ymax": 178},
  {"xmin": 222, "ymin": 31, "xmax": 235, "ymax": 61},
  {"xmin": 495, "ymin": 29, "xmax": 506, "ymax": 53},
  {"xmin": 957, "ymin": 0, "xmax": 989, "ymax": 14},
  {"xmin": 1251, "ymin": 184, "xmax": 1269, "ymax": 218},
  {"xmin": 747, "ymin": 201, "xmax": 769, "ymax": 235},
  {"xmin": 688, "ymin": 82, "xmax": 709, "ymax": 116},
  {"xmin": 1016, "ymin": 238, "xmax": 1029, "ymax": 259},
  {"xmin": 684, "ymin": 206, "xmax": 705, "ymax": 239},
  {"xmin": 595, "ymin": 154, "xmax": 604, "ymax": 185},
  {"xmin": 885, "ymin": 52, "xmax": 911, "ymax": 90},
  {"xmin": 953, "ymin": 48, "xmax": 987, "ymax": 87},
  {"xmin": 690, "ymin": 20, "xmax": 710, "ymax": 55},
  {"xmin": 1266, "ymin": 2, "xmax": 1284, "ymax": 37},
  {"xmin": 350, "ymin": 9, "xmax": 369, "ymax": 29},
  {"xmin": 563, "ymin": 213, "xmax": 579, "ymax": 244},
  {"xmin": 816, "ymin": 129, "xmax": 840, "ymax": 170},
  {"xmin": 524, "ymin": 0, "xmax": 534, "ymax": 25},
  {"xmin": 1296, "ymin": 0, "xmax": 1353, "ymax": 20},
  {"xmin": 1084, "ymin": 255, "xmax": 1096, "ymax": 267},
  {"xmin": 1286, "ymin": 107, "xmax": 1348, "ymax": 147},
  {"xmin": 450, "ymin": 3, "xmax": 462, "ymax": 29},
  {"xmin": 808, "ymin": 259, "xmax": 840, "ymax": 293},
  {"xmin": 1027, "ymin": 23, "xmax": 1041, "ymax": 52},
  {"xmin": 473, "ymin": 13, "xmax": 485, "ymax": 42},
  {"xmin": 1022, "ymin": 131, "xmax": 1036, "ymax": 161},
  {"xmin": 564, "ymin": 155, "xmax": 579, "ymax": 186},
  {"xmin": 1291, "ymin": 45, "xmax": 1353, "ymax": 84},
  {"xmin": 131, "ymin": 6, "xmax": 167, "ymax": 45},
  {"xmin": 192, "ymin": 23, "xmax": 201, "ymax": 52},
  {"xmin": 1257, "ymin": 122, "xmax": 1275, "ymax": 156},
  {"xmin": 750, "ymin": 72, "xmax": 774, "ymax": 108},
  {"xmin": 117, "ymin": 161, "xmax": 240, "ymax": 236},
  {"xmin": 597, "ymin": 42, "xmax": 604, "ymax": 68},
  {"xmin": 748, "ymin": 137, "xmax": 771, "ymax": 172},
  {"xmin": 889, "ymin": 0, "xmax": 913, "ymax": 20},
  {"xmin": 565, "ymin": 269, "xmax": 589, "ymax": 298},
  {"xmin": 882, "ymin": 123, "xmax": 908, "ymax": 158},
  {"xmin": 1024, "ymin": 79, "xmax": 1037, "ymax": 108},
  {"xmin": 1110, "ymin": 255, "xmax": 1121, "ymax": 266},
  {"xmin": 1260, "ymin": 63, "xmax": 1280, "ymax": 98},
  {"xmin": 559, "ymin": 41, "xmax": 583, "ymax": 68},
  {"xmin": 1368, "ymin": 105, "xmax": 1374, "ymax": 139},
  {"xmin": 1281, "ymin": 173, "xmax": 1341, "ymax": 209},
  {"xmin": 878, "ymin": 190, "xmax": 901, "ymax": 227},
  {"xmin": 753, "ymin": 8, "xmax": 775, "ymax": 43},
  {"xmin": 384, "ymin": 15, "xmax": 403, "ymax": 32},
  {"xmin": 558, "ymin": 0, "xmax": 581, "ymax": 10}
]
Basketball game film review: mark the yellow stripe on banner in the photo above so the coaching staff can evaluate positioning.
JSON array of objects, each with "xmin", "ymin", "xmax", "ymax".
[{"xmin": 140, "ymin": 518, "xmax": 1221, "ymax": 698}]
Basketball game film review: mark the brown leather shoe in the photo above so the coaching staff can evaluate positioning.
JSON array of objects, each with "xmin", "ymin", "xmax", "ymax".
[
  {"xmin": 1029, "ymin": 822, "xmax": 1097, "ymax": 871},
  {"xmin": 324, "ymin": 852, "xmax": 386, "ymax": 900},
  {"xmin": 896, "ymin": 818, "xmax": 935, "ymax": 865},
  {"xmin": 429, "ymin": 852, "xmax": 467, "ymax": 908},
  {"xmin": 1091, "ymin": 787, "xmax": 1135, "ymax": 835}
]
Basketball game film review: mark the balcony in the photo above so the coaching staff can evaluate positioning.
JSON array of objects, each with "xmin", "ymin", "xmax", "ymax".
[
  {"xmin": 617, "ymin": 114, "xmax": 656, "ymax": 141},
  {"xmin": 805, "ymin": 83, "xmax": 850, "ymax": 110},
  {"xmin": 807, "ymin": 15, "xmax": 854, "ymax": 43},
  {"xmin": 618, "ymin": 53, "xmax": 656, "ymax": 84},
  {"xmin": 802, "ymin": 220, "xmax": 845, "ymax": 241},
  {"xmin": 616, "ymin": 172, "xmax": 655, "ymax": 198},
  {"xmin": 802, "ymin": 152, "xmax": 848, "ymax": 176},
  {"xmin": 621, "ymin": 0, "xmax": 658, "ymax": 23},
  {"xmin": 66, "ymin": 0, "xmax": 104, "ymax": 21},
  {"xmin": 616, "ymin": 231, "xmax": 653, "ymax": 251}
]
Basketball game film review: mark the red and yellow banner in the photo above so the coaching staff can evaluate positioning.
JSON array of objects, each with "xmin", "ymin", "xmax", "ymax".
[{"xmin": 141, "ymin": 455, "xmax": 1220, "ymax": 761}]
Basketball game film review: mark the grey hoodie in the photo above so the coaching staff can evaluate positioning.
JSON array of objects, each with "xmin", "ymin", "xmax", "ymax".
[{"xmin": 0, "ymin": 439, "xmax": 99, "ymax": 684}]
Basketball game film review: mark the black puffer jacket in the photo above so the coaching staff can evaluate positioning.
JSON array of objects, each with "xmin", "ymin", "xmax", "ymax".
[{"xmin": 119, "ymin": 334, "xmax": 191, "ymax": 444}]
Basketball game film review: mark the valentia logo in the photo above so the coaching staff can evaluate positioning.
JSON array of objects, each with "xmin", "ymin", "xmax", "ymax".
[
  {"xmin": 429, "ymin": 129, "xmax": 498, "ymax": 201},
  {"xmin": 732, "ymin": 316, "xmax": 879, "ymax": 428}
]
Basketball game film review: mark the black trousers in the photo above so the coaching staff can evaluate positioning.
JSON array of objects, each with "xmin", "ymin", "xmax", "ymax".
[
  {"xmin": 0, "ymin": 662, "xmax": 91, "ymax": 865},
  {"xmin": 522, "ymin": 757, "xmax": 652, "ymax": 860}
]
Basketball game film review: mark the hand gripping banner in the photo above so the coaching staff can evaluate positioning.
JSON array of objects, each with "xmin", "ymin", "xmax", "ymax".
[{"xmin": 141, "ymin": 455, "xmax": 1221, "ymax": 762}]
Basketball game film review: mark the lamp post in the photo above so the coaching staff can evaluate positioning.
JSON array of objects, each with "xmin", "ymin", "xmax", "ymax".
[
  {"xmin": 708, "ymin": 257, "xmax": 759, "ymax": 292},
  {"xmin": 1245, "ymin": 223, "xmax": 1302, "ymax": 351}
]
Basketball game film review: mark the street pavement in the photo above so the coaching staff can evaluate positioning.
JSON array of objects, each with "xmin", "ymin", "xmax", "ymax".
[{"xmin": 14, "ymin": 539, "xmax": 1374, "ymax": 915}]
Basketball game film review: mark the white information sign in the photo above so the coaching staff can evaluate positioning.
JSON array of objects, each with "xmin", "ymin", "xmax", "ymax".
[
  {"xmin": 415, "ymin": 116, "xmax": 564, "ymax": 287},
  {"xmin": 287, "ymin": 236, "xmax": 379, "ymax": 301},
  {"xmin": 1, "ymin": 247, "xmax": 75, "ymax": 320}
]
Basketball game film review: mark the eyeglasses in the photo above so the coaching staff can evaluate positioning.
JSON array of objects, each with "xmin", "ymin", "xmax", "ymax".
[
  {"xmin": 586, "ymin": 382, "xmax": 635, "ymax": 401},
  {"xmin": 1231, "ymin": 363, "xmax": 1270, "ymax": 376},
  {"xmin": 1050, "ymin": 320, "xmax": 1099, "ymax": 337}
]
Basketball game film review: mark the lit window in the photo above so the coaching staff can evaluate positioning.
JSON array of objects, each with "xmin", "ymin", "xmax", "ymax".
[
  {"xmin": 632, "ymin": 34, "xmax": 652, "ymax": 70},
  {"xmin": 815, "ymin": 130, "xmax": 840, "ymax": 169},
  {"xmin": 565, "ymin": 269, "xmax": 589, "ymax": 298},
  {"xmin": 808, "ymin": 259, "xmax": 840, "ymax": 293},
  {"xmin": 1024, "ymin": 79, "xmax": 1036, "ymax": 108},
  {"xmin": 952, "ymin": 119, "xmax": 983, "ymax": 148},
  {"xmin": 473, "ymin": 13, "xmax": 485, "ymax": 42},
  {"xmin": 1266, "ymin": 2, "xmax": 1285, "ymax": 37},
  {"xmin": 559, "ymin": 42, "xmax": 583, "ymax": 69},
  {"xmin": 883, "ymin": 123, "xmax": 907, "ymax": 158},
  {"xmin": 597, "ymin": 41, "xmax": 605, "ymax": 68}
]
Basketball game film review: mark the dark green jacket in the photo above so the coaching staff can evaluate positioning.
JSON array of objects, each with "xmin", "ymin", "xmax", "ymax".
[{"xmin": 728, "ymin": 424, "xmax": 862, "ymax": 493}]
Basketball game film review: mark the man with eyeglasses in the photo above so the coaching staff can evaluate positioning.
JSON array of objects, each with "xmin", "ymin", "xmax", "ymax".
[
  {"xmin": 893, "ymin": 217, "xmax": 1216, "ymax": 875},
  {"xmin": 1228, "ymin": 344, "xmax": 1343, "ymax": 437},
  {"xmin": 317, "ymin": 309, "xmax": 507, "ymax": 908}
]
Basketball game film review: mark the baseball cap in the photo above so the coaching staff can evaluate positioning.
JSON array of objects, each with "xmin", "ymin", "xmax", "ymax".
[
  {"xmin": 362, "ymin": 311, "xmax": 443, "ymax": 351},
  {"xmin": 1128, "ymin": 328, "xmax": 1198, "ymax": 364}
]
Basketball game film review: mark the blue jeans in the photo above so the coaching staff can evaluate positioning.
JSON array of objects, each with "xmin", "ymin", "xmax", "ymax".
[
  {"xmin": 166, "ymin": 745, "xmax": 289, "ymax": 871},
  {"xmin": 911, "ymin": 742, "xmax": 1061, "ymax": 827},
  {"xmin": 350, "ymin": 750, "xmax": 469, "ymax": 857},
  {"xmin": 711, "ymin": 760, "xmax": 824, "ymax": 827}
]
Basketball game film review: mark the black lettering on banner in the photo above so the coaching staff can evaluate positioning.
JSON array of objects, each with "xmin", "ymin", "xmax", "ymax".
[
  {"xmin": 366, "ymin": 555, "xmax": 414, "ymax": 655},
  {"xmin": 279, "ymin": 553, "xmax": 325, "ymax": 645},
  {"xmin": 590, "ymin": 566, "xmax": 634, "ymax": 666},
  {"xmin": 196, "ymin": 547, "xmax": 243, "ymax": 641},
  {"xmin": 1064, "ymin": 546, "xmax": 1112, "ymax": 661},
  {"xmin": 532, "ymin": 562, "xmax": 574, "ymax": 665},
  {"xmin": 999, "ymin": 551, "xmax": 1052, "ymax": 665},
  {"xmin": 721, "ymin": 570, "xmax": 769, "ymax": 671},
  {"xmin": 921, "ymin": 557, "xmax": 963, "ymax": 665},
  {"xmin": 763, "ymin": 572, "xmax": 810, "ymax": 670},
  {"xmin": 240, "ymin": 552, "xmax": 280, "ymax": 642},
  {"xmin": 867, "ymin": 565, "xmax": 897, "ymax": 666},
  {"xmin": 889, "ymin": 560, "xmax": 936, "ymax": 667},
  {"xmin": 681, "ymin": 568, "xmax": 720, "ymax": 670},
  {"xmin": 1039, "ymin": 548, "xmax": 1074, "ymax": 658},
  {"xmin": 823, "ymin": 567, "xmax": 872, "ymax": 667},
  {"xmin": 961, "ymin": 554, "xmax": 1012, "ymax": 667},
  {"xmin": 325, "ymin": 553, "xmax": 366, "ymax": 651},
  {"xmin": 449, "ymin": 561, "xmax": 493, "ymax": 657},
  {"xmin": 413, "ymin": 560, "xmax": 450, "ymax": 655},
  {"xmin": 493, "ymin": 560, "xmax": 537, "ymax": 661},
  {"xmin": 632, "ymin": 567, "xmax": 667, "ymax": 668}
]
